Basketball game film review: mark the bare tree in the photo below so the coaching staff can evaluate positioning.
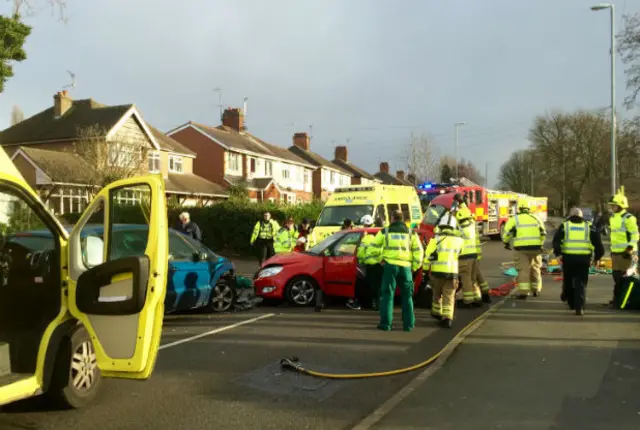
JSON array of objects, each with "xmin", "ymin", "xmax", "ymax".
[
  {"xmin": 10, "ymin": 105, "xmax": 24, "ymax": 125},
  {"xmin": 405, "ymin": 133, "xmax": 440, "ymax": 182},
  {"xmin": 12, "ymin": 0, "xmax": 68, "ymax": 22},
  {"xmin": 619, "ymin": 13, "xmax": 640, "ymax": 109},
  {"xmin": 439, "ymin": 155, "xmax": 485, "ymax": 185},
  {"xmin": 497, "ymin": 149, "xmax": 534, "ymax": 193},
  {"xmin": 69, "ymin": 124, "xmax": 149, "ymax": 198}
]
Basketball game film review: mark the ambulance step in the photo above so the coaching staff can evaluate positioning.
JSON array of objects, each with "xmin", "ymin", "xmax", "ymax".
[
  {"xmin": 0, "ymin": 372, "xmax": 31, "ymax": 387},
  {"xmin": 0, "ymin": 342, "xmax": 10, "ymax": 377}
]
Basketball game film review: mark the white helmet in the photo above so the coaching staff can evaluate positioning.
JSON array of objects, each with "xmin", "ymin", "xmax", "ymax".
[
  {"xmin": 360, "ymin": 215, "xmax": 374, "ymax": 226},
  {"xmin": 438, "ymin": 213, "xmax": 457, "ymax": 229}
]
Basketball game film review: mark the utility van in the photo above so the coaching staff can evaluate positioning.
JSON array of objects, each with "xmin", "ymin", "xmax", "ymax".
[
  {"xmin": 0, "ymin": 146, "xmax": 169, "ymax": 408},
  {"xmin": 314, "ymin": 184, "xmax": 423, "ymax": 241}
]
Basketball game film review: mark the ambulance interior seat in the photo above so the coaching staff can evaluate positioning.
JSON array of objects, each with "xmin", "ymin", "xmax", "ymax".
[{"xmin": 0, "ymin": 185, "xmax": 62, "ymax": 380}]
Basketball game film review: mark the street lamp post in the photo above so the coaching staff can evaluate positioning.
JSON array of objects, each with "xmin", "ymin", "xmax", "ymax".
[
  {"xmin": 454, "ymin": 121, "xmax": 467, "ymax": 180},
  {"xmin": 591, "ymin": 3, "xmax": 616, "ymax": 196}
]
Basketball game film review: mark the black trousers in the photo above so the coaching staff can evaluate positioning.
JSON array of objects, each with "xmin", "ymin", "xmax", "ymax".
[
  {"xmin": 255, "ymin": 239, "xmax": 275, "ymax": 265},
  {"xmin": 365, "ymin": 264, "xmax": 383, "ymax": 307},
  {"xmin": 562, "ymin": 258, "xmax": 590, "ymax": 311}
]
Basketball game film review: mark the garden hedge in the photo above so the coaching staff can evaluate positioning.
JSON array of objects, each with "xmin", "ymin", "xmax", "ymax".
[{"xmin": 59, "ymin": 199, "xmax": 324, "ymax": 257}]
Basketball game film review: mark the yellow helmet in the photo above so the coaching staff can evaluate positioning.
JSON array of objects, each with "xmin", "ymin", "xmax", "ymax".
[
  {"xmin": 517, "ymin": 199, "xmax": 530, "ymax": 212},
  {"xmin": 608, "ymin": 194, "xmax": 629, "ymax": 209},
  {"xmin": 455, "ymin": 207, "xmax": 473, "ymax": 221}
]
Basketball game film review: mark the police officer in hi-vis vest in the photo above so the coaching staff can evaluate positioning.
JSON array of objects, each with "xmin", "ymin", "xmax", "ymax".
[
  {"xmin": 250, "ymin": 212, "xmax": 280, "ymax": 265},
  {"xmin": 607, "ymin": 191, "xmax": 639, "ymax": 306},
  {"xmin": 274, "ymin": 217, "xmax": 297, "ymax": 254},
  {"xmin": 552, "ymin": 207, "xmax": 604, "ymax": 315},
  {"xmin": 423, "ymin": 213, "xmax": 464, "ymax": 328},
  {"xmin": 502, "ymin": 200, "xmax": 546, "ymax": 299}
]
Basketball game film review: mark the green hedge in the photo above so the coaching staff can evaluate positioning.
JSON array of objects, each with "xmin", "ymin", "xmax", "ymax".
[{"xmin": 59, "ymin": 199, "xmax": 323, "ymax": 257}]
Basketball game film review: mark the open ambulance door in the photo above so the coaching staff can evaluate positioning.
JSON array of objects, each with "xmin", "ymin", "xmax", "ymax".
[{"xmin": 67, "ymin": 176, "xmax": 168, "ymax": 380}]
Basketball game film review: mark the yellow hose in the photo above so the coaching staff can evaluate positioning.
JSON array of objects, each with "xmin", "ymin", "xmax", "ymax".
[{"xmin": 280, "ymin": 301, "xmax": 498, "ymax": 380}]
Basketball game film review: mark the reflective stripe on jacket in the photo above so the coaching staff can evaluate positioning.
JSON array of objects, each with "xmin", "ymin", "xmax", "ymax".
[
  {"xmin": 609, "ymin": 211, "xmax": 639, "ymax": 253},
  {"xmin": 560, "ymin": 220, "xmax": 594, "ymax": 255},
  {"xmin": 423, "ymin": 232, "xmax": 464, "ymax": 278},
  {"xmin": 274, "ymin": 227, "xmax": 296, "ymax": 253},
  {"xmin": 502, "ymin": 212, "xmax": 545, "ymax": 249}
]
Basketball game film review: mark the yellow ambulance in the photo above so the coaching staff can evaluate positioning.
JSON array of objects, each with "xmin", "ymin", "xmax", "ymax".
[
  {"xmin": 0, "ymin": 147, "xmax": 169, "ymax": 408},
  {"xmin": 314, "ymin": 184, "xmax": 423, "ymax": 241}
]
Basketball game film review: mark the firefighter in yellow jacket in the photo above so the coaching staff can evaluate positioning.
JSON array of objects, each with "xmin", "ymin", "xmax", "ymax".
[
  {"xmin": 424, "ymin": 213, "xmax": 464, "ymax": 328},
  {"xmin": 357, "ymin": 215, "xmax": 383, "ymax": 310},
  {"xmin": 502, "ymin": 200, "xmax": 546, "ymax": 299},
  {"xmin": 274, "ymin": 217, "xmax": 297, "ymax": 254},
  {"xmin": 250, "ymin": 211, "xmax": 280, "ymax": 265},
  {"xmin": 371, "ymin": 210, "xmax": 423, "ymax": 332},
  {"xmin": 456, "ymin": 207, "xmax": 483, "ymax": 307},
  {"xmin": 607, "ymin": 190, "xmax": 639, "ymax": 305}
]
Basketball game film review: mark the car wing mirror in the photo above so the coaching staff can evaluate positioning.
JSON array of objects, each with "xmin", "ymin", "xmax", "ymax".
[{"xmin": 193, "ymin": 252, "xmax": 207, "ymax": 262}]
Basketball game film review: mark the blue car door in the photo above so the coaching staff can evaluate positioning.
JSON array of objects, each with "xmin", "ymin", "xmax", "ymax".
[{"xmin": 166, "ymin": 232, "xmax": 212, "ymax": 312}]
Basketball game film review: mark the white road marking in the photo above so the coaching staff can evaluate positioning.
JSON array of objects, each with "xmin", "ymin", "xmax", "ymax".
[{"xmin": 159, "ymin": 313, "xmax": 275, "ymax": 350}]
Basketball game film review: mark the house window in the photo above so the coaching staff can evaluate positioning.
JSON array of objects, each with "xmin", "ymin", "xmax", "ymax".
[
  {"xmin": 304, "ymin": 170, "xmax": 311, "ymax": 186},
  {"xmin": 50, "ymin": 186, "xmax": 90, "ymax": 215},
  {"xmin": 281, "ymin": 192, "xmax": 295, "ymax": 204},
  {"xmin": 330, "ymin": 171, "xmax": 336, "ymax": 185},
  {"xmin": 282, "ymin": 166, "xmax": 290, "ymax": 180},
  {"xmin": 227, "ymin": 152, "xmax": 241, "ymax": 172},
  {"xmin": 148, "ymin": 151, "xmax": 160, "ymax": 173},
  {"xmin": 296, "ymin": 167, "xmax": 302, "ymax": 182},
  {"xmin": 250, "ymin": 158, "xmax": 256, "ymax": 173},
  {"xmin": 265, "ymin": 161, "xmax": 273, "ymax": 176},
  {"xmin": 169, "ymin": 155, "xmax": 183, "ymax": 173}
]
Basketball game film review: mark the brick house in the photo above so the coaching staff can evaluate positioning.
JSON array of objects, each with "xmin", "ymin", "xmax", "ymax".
[
  {"xmin": 330, "ymin": 146, "xmax": 379, "ymax": 186},
  {"xmin": 287, "ymin": 132, "xmax": 352, "ymax": 201},
  {"xmin": 167, "ymin": 108, "xmax": 315, "ymax": 203},
  {"xmin": 374, "ymin": 162, "xmax": 415, "ymax": 186},
  {"xmin": 0, "ymin": 91, "xmax": 227, "ymax": 215}
]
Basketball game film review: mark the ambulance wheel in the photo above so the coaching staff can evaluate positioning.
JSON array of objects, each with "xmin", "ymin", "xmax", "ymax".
[
  {"xmin": 285, "ymin": 276, "xmax": 317, "ymax": 306},
  {"xmin": 46, "ymin": 326, "xmax": 102, "ymax": 409}
]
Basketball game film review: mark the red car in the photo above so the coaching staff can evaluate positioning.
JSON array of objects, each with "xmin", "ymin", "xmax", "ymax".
[{"xmin": 254, "ymin": 228, "xmax": 425, "ymax": 306}]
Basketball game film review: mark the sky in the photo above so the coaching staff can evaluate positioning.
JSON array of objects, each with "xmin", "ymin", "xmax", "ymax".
[{"xmin": 1, "ymin": 0, "xmax": 639, "ymax": 188}]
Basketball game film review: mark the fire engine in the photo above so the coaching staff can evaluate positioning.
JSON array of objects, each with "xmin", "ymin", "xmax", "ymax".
[{"xmin": 416, "ymin": 179, "xmax": 547, "ymax": 242}]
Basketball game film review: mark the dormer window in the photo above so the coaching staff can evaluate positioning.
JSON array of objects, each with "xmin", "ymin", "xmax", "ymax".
[{"xmin": 169, "ymin": 155, "xmax": 183, "ymax": 173}]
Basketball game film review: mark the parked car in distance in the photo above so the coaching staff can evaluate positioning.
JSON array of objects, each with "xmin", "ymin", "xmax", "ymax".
[
  {"xmin": 8, "ymin": 225, "xmax": 238, "ymax": 313},
  {"xmin": 254, "ymin": 228, "xmax": 425, "ymax": 306}
]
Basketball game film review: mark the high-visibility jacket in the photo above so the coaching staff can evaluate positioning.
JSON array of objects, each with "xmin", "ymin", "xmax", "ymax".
[
  {"xmin": 609, "ymin": 210, "xmax": 639, "ymax": 254},
  {"xmin": 459, "ymin": 221, "xmax": 480, "ymax": 259},
  {"xmin": 371, "ymin": 221, "xmax": 423, "ymax": 271},
  {"xmin": 357, "ymin": 233, "xmax": 379, "ymax": 265},
  {"xmin": 274, "ymin": 227, "xmax": 297, "ymax": 253},
  {"xmin": 560, "ymin": 220, "xmax": 594, "ymax": 255},
  {"xmin": 423, "ymin": 230, "xmax": 464, "ymax": 279},
  {"xmin": 250, "ymin": 219, "xmax": 280, "ymax": 244},
  {"xmin": 502, "ymin": 212, "xmax": 546, "ymax": 250}
]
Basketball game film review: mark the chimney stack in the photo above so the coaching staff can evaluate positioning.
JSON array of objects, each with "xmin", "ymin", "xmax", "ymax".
[
  {"xmin": 222, "ymin": 107, "xmax": 244, "ymax": 131},
  {"xmin": 407, "ymin": 173, "xmax": 416, "ymax": 184},
  {"xmin": 292, "ymin": 132, "xmax": 310, "ymax": 151},
  {"xmin": 380, "ymin": 162, "xmax": 389, "ymax": 173},
  {"xmin": 54, "ymin": 90, "xmax": 72, "ymax": 118},
  {"xmin": 335, "ymin": 146, "xmax": 348, "ymax": 162},
  {"xmin": 396, "ymin": 170, "xmax": 405, "ymax": 181}
]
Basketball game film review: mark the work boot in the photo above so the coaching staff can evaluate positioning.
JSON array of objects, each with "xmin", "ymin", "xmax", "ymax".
[
  {"xmin": 430, "ymin": 312, "xmax": 442, "ymax": 320},
  {"xmin": 575, "ymin": 308, "xmax": 585, "ymax": 316},
  {"xmin": 439, "ymin": 318, "xmax": 453, "ymax": 329},
  {"xmin": 516, "ymin": 294, "xmax": 528, "ymax": 300},
  {"xmin": 482, "ymin": 292, "xmax": 492, "ymax": 304},
  {"xmin": 532, "ymin": 291, "xmax": 540, "ymax": 297},
  {"xmin": 471, "ymin": 301, "xmax": 483, "ymax": 308}
]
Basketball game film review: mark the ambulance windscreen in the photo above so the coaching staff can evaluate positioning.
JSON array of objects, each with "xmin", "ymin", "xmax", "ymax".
[{"xmin": 317, "ymin": 205, "xmax": 374, "ymax": 227}]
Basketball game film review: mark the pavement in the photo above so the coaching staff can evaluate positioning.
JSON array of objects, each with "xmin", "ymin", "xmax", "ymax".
[{"xmin": 370, "ymin": 272, "xmax": 640, "ymax": 430}]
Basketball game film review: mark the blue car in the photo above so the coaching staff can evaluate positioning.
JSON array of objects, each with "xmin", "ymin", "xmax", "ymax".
[{"xmin": 3, "ymin": 224, "xmax": 238, "ymax": 313}]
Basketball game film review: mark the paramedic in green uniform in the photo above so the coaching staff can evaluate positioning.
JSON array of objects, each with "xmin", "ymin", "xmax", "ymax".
[{"xmin": 371, "ymin": 210, "xmax": 424, "ymax": 332}]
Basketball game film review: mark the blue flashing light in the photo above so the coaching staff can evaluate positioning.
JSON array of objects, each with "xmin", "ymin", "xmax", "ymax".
[{"xmin": 418, "ymin": 182, "xmax": 433, "ymax": 190}]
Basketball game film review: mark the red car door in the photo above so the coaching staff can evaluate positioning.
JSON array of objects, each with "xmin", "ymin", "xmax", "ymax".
[{"xmin": 322, "ymin": 231, "xmax": 362, "ymax": 297}]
